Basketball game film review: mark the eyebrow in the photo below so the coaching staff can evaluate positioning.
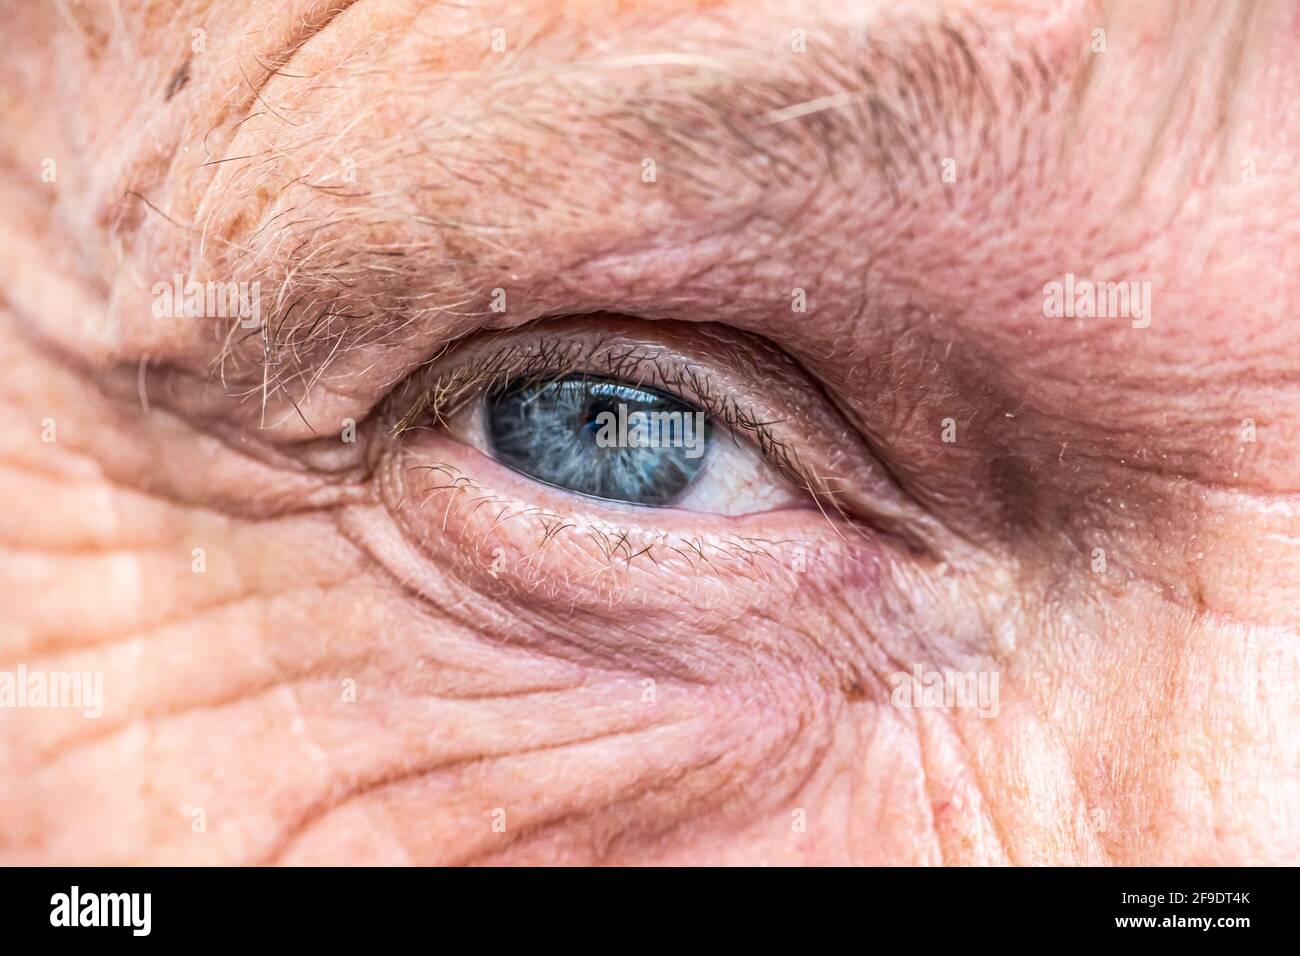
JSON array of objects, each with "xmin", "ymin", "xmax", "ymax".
[{"xmin": 180, "ymin": 9, "xmax": 1074, "ymax": 400}]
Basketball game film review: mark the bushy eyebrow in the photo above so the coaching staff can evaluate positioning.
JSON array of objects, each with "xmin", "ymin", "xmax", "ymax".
[
  {"xmin": 672, "ymin": 19, "xmax": 1057, "ymax": 194},
  {"xmin": 427, "ymin": 13, "xmax": 1062, "ymax": 205},
  {"xmin": 195, "ymin": 9, "xmax": 1070, "ymax": 395}
]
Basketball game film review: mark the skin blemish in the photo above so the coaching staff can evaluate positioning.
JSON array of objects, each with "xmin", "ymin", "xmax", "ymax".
[{"xmin": 164, "ymin": 58, "xmax": 190, "ymax": 101}]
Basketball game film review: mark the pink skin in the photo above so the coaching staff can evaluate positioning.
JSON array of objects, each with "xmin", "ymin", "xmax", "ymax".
[{"xmin": 0, "ymin": 0, "xmax": 1297, "ymax": 864}]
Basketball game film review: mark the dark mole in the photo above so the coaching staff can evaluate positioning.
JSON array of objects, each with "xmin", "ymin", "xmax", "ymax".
[
  {"xmin": 838, "ymin": 666, "xmax": 873, "ymax": 701},
  {"xmin": 842, "ymin": 679, "xmax": 868, "ymax": 702},
  {"xmin": 164, "ymin": 59, "xmax": 191, "ymax": 101}
]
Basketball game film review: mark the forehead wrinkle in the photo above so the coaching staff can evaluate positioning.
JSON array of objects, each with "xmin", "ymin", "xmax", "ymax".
[
  {"xmin": 260, "ymin": 9, "xmax": 1064, "ymax": 265},
  {"xmin": 1064, "ymin": 0, "xmax": 1267, "ymax": 208}
]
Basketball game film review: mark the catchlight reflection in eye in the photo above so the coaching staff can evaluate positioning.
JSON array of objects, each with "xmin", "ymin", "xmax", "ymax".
[{"xmin": 485, "ymin": 376, "xmax": 711, "ymax": 506}]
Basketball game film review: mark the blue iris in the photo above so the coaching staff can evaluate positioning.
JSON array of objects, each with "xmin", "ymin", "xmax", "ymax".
[{"xmin": 485, "ymin": 376, "xmax": 711, "ymax": 506}]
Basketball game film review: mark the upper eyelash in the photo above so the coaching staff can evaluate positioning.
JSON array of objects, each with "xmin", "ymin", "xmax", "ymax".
[
  {"xmin": 389, "ymin": 335, "xmax": 809, "ymax": 488},
  {"xmin": 383, "ymin": 332, "xmax": 946, "ymax": 551}
]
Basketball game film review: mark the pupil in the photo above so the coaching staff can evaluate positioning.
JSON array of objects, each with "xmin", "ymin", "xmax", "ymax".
[{"xmin": 485, "ymin": 376, "xmax": 711, "ymax": 506}]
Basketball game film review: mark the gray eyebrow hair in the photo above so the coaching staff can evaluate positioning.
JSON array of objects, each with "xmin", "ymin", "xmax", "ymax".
[
  {"xmin": 199, "ymin": 10, "xmax": 1070, "ymax": 399},
  {"xmin": 453, "ymin": 13, "xmax": 1059, "ymax": 200}
]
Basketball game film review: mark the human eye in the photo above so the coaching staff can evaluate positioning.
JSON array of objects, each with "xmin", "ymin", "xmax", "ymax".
[
  {"xmin": 362, "ymin": 314, "xmax": 942, "ymax": 600},
  {"xmin": 390, "ymin": 320, "xmax": 821, "ymax": 518}
]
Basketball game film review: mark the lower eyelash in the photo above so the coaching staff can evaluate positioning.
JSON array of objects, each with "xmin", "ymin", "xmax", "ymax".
[{"xmin": 394, "ymin": 455, "xmax": 813, "ymax": 576}]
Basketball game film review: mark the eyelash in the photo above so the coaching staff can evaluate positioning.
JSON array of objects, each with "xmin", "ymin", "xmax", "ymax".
[
  {"xmin": 369, "ymin": 322, "xmax": 956, "ymax": 566},
  {"xmin": 387, "ymin": 334, "xmax": 812, "ymax": 494}
]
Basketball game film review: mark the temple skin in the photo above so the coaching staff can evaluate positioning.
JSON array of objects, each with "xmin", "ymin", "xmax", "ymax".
[{"xmin": 0, "ymin": 0, "xmax": 1297, "ymax": 864}]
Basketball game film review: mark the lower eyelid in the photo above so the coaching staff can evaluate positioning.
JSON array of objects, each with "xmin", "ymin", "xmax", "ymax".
[
  {"xmin": 368, "ymin": 426, "xmax": 900, "ymax": 675},
  {"xmin": 387, "ymin": 423, "xmax": 847, "ymax": 568}
]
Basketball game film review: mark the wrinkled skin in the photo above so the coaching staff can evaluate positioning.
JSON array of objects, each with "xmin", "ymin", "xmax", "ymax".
[{"xmin": 0, "ymin": 0, "xmax": 1297, "ymax": 865}]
